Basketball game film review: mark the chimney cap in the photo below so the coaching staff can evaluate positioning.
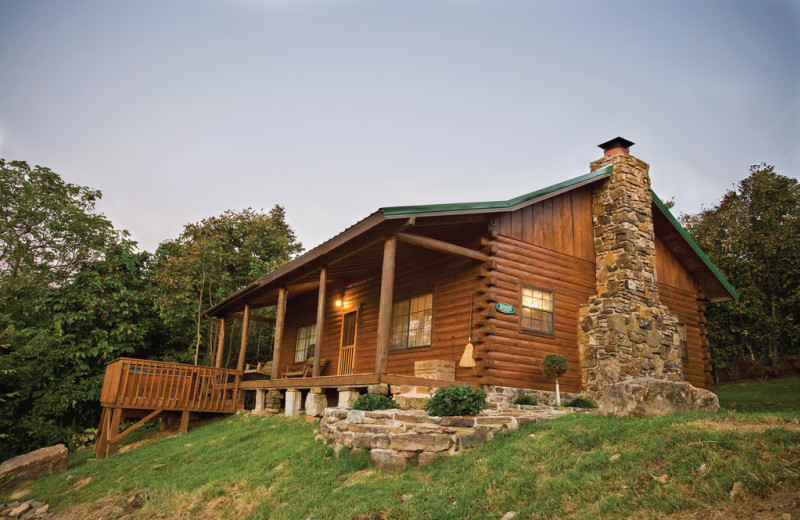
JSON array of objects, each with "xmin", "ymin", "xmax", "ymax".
[{"xmin": 598, "ymin": 137, "xmax": 635, "ymax": 155}]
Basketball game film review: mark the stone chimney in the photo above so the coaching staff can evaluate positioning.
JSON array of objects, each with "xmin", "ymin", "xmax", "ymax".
[{"xmin": 578, "ymin": 138, "xmax": 683, "ymax": 394}]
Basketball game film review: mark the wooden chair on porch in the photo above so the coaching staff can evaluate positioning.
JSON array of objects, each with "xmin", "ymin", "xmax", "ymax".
[
  {"xmin": 282, "ymin": 358, "xmax": 327, "ymax": 378},
  {"xmin": 244, "ymin": 361, "xmax": 273, "ymax": 377}
]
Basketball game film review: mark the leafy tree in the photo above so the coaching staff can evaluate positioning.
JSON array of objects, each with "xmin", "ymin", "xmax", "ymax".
[
  {"xmin": 542, "ymin": 354, "xmax": 568, "ymax": 405},
  {"xmin": 681, "ymin": 164, "xmax": 800, "ymax": 378},
  {"xmin": 150, "ymin": 207, "xmax": 302, "ymax": 365},
  {"xmin": 0, "ymin": 244, "xmax": 163, "ymax": 459},
  {"xmin": 0, "ymin": 159, "xmax": 123, "ymax": 298}
]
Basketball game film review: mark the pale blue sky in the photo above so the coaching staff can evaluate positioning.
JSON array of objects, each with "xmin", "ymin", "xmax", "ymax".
[{"xmin": 1, "ymin": 0, "xmax": 797, "ymax": 253}]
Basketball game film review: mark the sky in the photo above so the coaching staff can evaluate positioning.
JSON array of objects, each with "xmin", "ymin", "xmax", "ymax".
[{"xmin": 1, "ymin": 0, "xmax": 798, "ymax": 254}]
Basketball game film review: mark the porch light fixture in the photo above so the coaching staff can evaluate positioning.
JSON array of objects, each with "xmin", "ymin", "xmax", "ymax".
[{"xmin": 335, "ymin": 299, "xmax": 343, "ymax": 308}]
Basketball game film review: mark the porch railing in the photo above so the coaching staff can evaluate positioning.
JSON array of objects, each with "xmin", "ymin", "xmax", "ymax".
[{"xmin": 100, "ymin": 358, "xmax": 241, "ymax": 414}]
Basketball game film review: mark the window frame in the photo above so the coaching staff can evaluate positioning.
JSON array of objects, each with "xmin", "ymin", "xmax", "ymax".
[
  {"xmin": 519, "ymin": 284, "xmax": 555, "ymax": 335},
  {"xmin": 294, "ymin": 323, "xmax": 317, "ymax": 363},
  {"xmin": 389, "ymin": 292, "xmax": 434, "ymax": 351}
]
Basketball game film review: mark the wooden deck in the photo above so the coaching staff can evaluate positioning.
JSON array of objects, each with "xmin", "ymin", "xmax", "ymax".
[
  {"xmin": 94, "ymin": 358, "xmax": 241, "ymax": 458},
  {"xmin": 94, "ymin": 357, "xmax": 466, "ymax": 459}
]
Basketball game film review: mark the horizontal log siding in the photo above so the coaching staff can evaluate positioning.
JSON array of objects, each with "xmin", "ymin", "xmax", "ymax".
[
  {"xmin": 659, "ymin": 284, "xmax": 713, "ymax": 389},
  {"xmin": 276, "ymin": 245, "xmax": 484, "ymax": 384},
  {"xmin": 655, "ymin": 233, "xmax": 712, "ymax": 388},
  {"xmin": 481, "ymin": 235, "xmax": 596, "ymax": 393},
  {"xmin": 494, "ymin": 188, "xmax": 595, "ymax": 262}
]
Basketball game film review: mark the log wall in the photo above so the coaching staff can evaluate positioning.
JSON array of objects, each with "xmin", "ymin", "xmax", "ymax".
[
  {"xmin": 655, "ymin": 235, "xmax": 713, "ymax": 388},
  {"xmin": 480, "ymin": 187, "xmax": 596, "ymax": 394}
]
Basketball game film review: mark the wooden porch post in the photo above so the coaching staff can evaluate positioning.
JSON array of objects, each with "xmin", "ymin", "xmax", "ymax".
[
  {"xmin": 271, "ymin": 287, "xmax": 288, "ymax": 379},
  {"xmin": 236, "ymin": 305, "xmax": 250, "ymax": 373},
  {"xmin": 312, "ymin": 268, "xmax": 326, "ymax": 377},
  {"xmin": 214, "ymin": 318, "xmax": 226, "ymax": 368},
  {"xmin": 375, "ymin": 236, "xmax": 396, "ymax": 375}
]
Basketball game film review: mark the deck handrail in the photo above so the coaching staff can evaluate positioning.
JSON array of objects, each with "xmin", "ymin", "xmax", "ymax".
[{"xmin": 100, "ymin": 358, "xmax": 241, "ymax": 413}]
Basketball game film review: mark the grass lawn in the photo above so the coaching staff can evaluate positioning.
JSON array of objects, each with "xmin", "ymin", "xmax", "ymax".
[
  {"xmin": 3, "ymin": 379, "xmax": 799, "ymax": 519},
  {"xmin": 715, "ymin": 377, "xmax": 800, "ymax": 412}
]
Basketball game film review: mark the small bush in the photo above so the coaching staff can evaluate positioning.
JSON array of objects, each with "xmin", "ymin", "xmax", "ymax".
[
  {"xmin": 542, "ymin": 354, "xmax": 568, "ymax": 379},
  {"xmin": 512, "ymin": 394, "xmax": 537, "ymax": 406},
  {"xmin": 425, "ymin": 384, "xmax": 486, "ymax": 417},
  {"xmin": 71, "ymin": 427, "xmax": 97, "ymax": 450},
  {"xmin": 562, "ymin": 396, "xmax": 597, "ymax": 409},
  {"xmin": 352, "ymin": 393, "xmax": 399, "ymax": 411}
]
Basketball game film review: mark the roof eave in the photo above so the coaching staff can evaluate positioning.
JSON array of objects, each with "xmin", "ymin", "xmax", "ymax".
[
  {"xmin": 651, "ymin": 191, "xmax": 739, "ymax": 301},
  {"xmin": 204, "ymin": 210, "xmax": 388, "ymax": 317}
]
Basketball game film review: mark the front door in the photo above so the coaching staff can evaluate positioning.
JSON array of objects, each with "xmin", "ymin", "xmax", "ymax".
[{"xmin": 338, "ymin": 311, "xmax": 357, "ymax": 375}]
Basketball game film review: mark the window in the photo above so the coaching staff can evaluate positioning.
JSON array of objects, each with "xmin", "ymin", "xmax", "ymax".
[
  {"xmin": 521, "ymin": 286, "xmax": 554, "ymax": 334},
  {"xmin": 294, "ymin": 323, "xmax": 316, "ymax": 363},
  {"xmin": 390, "ymin": 293, "xmax": 433, "ymax": 350},
  {"xmin": 679, "ymin": 323, "xmax": 689, "ymax": 360}
]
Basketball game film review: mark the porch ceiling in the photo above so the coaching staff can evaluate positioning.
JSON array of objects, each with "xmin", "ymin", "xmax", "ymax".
[{"xmin": 206, "ymin": 215, "xmax": 490, "ymax": 316}]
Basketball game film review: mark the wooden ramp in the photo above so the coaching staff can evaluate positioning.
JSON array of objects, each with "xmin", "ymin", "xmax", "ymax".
[{"xmin": 94, "ymin": 358, "xmax": 241, "ymax": 458}]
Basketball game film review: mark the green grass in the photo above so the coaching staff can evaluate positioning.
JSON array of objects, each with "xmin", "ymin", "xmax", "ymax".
[
  {"xmin": 715, "ymin": 376, "xmax": 800, "ymax": 412},
  {"xmin": 3, "ymin": 379, "xmax": 799, "ymax": 519}
]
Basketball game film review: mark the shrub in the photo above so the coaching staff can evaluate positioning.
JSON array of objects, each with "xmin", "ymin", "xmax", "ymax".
[
  {"xmin": 425, "ymin": 384, "xmax": 486, "ymax": 417},
  {"xmin": 542, "ymin": 353, "xmax": 569, "ymax": 405},
  {"xmin": 562, "ymin": 396, "xmax": 597, "ymax": 409},
  {"xmin": 542, "ymin": 354, "xmax": 568, "ymax": 379},
  {"xmin": 512, "ymin": 394, "xmax": 537, "ymax": 406},
  {"xmin": 352, "ymin": 393, "xmax": 399, "ymax": 411}
]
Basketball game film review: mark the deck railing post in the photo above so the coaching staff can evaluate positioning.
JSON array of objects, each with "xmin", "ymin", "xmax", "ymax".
[{"xmin": 375, "ymin": 236, "xmax": 396, "ymax": 375}]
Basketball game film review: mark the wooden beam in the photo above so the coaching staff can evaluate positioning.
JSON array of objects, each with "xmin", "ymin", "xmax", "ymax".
[
  {"xmin": 396, "ymin": 232, "xmax": 490, "ymax": 262},
  {"xmin": 110, "ymin": 409, "xmax": 163, "ymax": 444},
  {"xmin": 236, "ymin": 305, "xmax": 250, "ymax": 373},
  {"xmin": 180, "ymin": 410, "xmax": 190, "ymax": 434},
  {"xmin": 312, "ymin": 268, "xmax": 326, "ymax": 377},
  {"xmin": 215, "ymin": 318, "xmax": 226, "ymax": 369},
  {"xmin": 271, "ymin": 287, "xmax": 288, "ymax": 379},
  {"xmin": 375, "ymin": 237, "xmax": 396, "ymax": 375},
  {"xmin": 106, "ymin": 408, "xmax": 123, "ymax": 457},
  {"xmin": 228, "ymin": 313, "xmax": 275, "ymax": 323}
]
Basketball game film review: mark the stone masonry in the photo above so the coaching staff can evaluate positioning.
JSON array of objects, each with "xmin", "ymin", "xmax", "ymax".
[
  {"xmin": 578, "ymin": 144, "xmax": 683, "ymax": 394},
  {"xmin": 320, "ymin": 406, "xmax": 578, "ymax": 471}
]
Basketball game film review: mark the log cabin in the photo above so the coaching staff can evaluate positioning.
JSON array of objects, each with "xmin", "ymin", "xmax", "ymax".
[{"xmin": 94, "ymin": 137, "xmax": 736, "ymax": 457}]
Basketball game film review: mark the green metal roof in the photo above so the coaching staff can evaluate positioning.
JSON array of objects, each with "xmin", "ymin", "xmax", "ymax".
[
  {"xmin": 381, "ymin": 163, "xmax": 737, "ymax": 301},
  {"xmin": 381, "ymin": 165, "xmax": 614, "ymax": 217},
  {"xmin": 650, "ymin": 191, "xmax": 739, "ymax": 300}
]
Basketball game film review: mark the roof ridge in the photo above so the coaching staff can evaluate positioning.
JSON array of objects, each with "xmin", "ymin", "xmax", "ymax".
[{"xmin": 381, "ymin": 165, "xmax": 613, "ymax": 217}]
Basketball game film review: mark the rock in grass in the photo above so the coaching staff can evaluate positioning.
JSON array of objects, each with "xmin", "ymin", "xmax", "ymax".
[
  {"xmin": 597, "ymin": 378, "xmax": 719, "ymax": 417},
  {"xmin": 0, "ymin": 444, "xmax": 68, "ymax": 489},
  {"xmin": 501, "ymin": 512, "xmax": 517, "ymax": 520}
]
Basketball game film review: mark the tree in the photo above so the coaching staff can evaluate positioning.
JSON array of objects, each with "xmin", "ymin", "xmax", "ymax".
[
  {"xmin": 542, "ymin": 354, "xmax": 568, "ymax": 405},
  {"xmin": 0, "ymin": 160, "xmax": 123, "ymax": 296},
  {"xmin": 681, "ymin": 164, "xmax": 800, "ymax": 378},
  {"xmin": 0, "ymin": 245, "xmax": 164, "ymax": 459},
  {"xmin": 150, "ymin": 207, "xmax": 302, "ymax": 365}
]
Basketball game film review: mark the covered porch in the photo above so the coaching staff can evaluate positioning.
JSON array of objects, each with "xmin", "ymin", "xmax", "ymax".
[{"xmin": 205, "ymin": 211, "xmax": 494, "ymax": 391}]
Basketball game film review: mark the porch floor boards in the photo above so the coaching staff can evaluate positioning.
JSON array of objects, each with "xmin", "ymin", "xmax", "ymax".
[{"xmin": 237, "ymin": 373, "xmax": 464, "ymax": 390}]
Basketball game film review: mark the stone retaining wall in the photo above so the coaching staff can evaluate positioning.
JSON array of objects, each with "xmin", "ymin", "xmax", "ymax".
[{"xmin": 320, "ymin": 406, "xmax": 579, "ymax": 471}]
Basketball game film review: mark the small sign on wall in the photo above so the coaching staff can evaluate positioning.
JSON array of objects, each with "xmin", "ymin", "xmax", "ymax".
[{"xmin": 495, "ymin": 303, "xmax": 516, "ymax": 315}]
